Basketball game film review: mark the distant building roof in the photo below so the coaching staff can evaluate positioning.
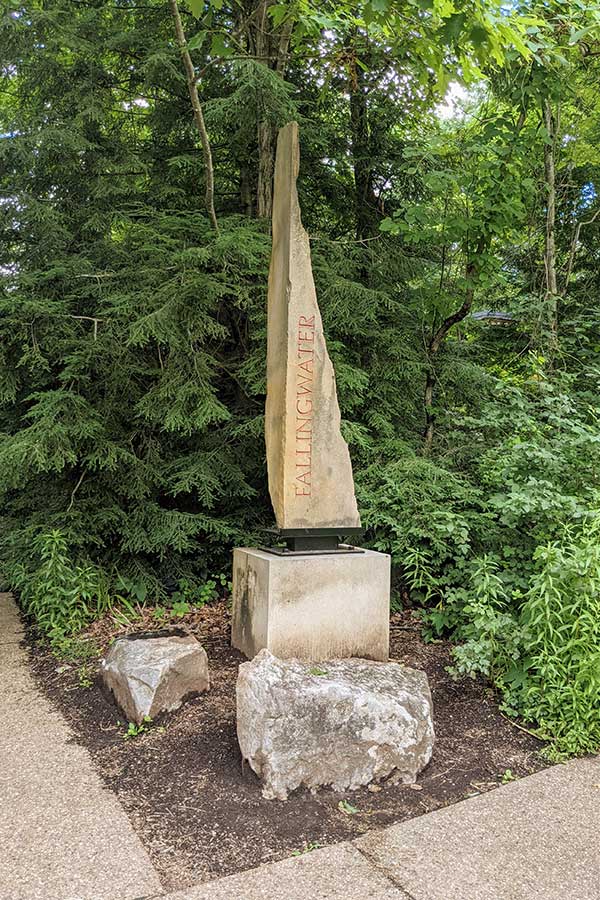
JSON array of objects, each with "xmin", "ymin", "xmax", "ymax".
[{"xmin": 471, "ymin": 310, "xmax": 516, "ymax": 325}]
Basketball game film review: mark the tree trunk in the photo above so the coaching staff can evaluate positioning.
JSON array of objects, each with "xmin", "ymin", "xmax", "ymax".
[
  {"xmin": 542, "ymin": 97, "xmax": 558, "ymax": 358},
  {"xmin": 252, "ymin": 0, "xmax": 293, "ymax": 219},
  {"xmin": 240, "ymin": 165, "xmax": 253, "ymax": 217},
  {"xmin": 348, "ymin": 36, "xmax": 379, "ymax": 239},
  {"xmin": 169, "ymin": 0, "xmax": 219, "ymax": 232},
  {"xmin": 423, "ymin": 248, "xmax": 483, "ymax": 454},
  {"xmin": 423, "ymin": 369, "xmax": 436, "ymax": 452},
  {"xmin": 256, "ymin": 118, "xmax": 274, "ymax": 219}
]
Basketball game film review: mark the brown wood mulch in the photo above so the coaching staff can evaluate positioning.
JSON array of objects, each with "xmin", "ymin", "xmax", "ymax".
[{"xmin": 26, "ymin": 601, "xmax": 547, "ymax": 893}]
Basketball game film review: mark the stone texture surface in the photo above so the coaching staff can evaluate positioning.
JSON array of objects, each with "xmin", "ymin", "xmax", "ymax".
[
  {"xmin": 265, "ymin": 120, "xmax": 360, "ymax": 530},
  {"xmin": 237, "ymin": 650, "xmax": 434, "ymax": 800},
  {"xmin": 102, "ymin": 630, "xmax": 209, "ymax": 724},
  {"xmin": 231, "ymin": 546, "xmax": 390, "ymax": 661},
  {"xmin": 355, "ymin": 755, "xmax": 600, "ymax": 900},
  {"xmin": 0, "ymin": 593, "xmax": 162, "ymax": 900},
  {"xmin": 163, "ymin": 842, "xmax": 405, "ymax": 900}
]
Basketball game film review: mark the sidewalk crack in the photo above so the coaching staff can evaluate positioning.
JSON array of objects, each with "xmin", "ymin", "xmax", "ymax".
[{"xmin": 354, "ymin": 842, "xmax": 418, "ymax": 900}]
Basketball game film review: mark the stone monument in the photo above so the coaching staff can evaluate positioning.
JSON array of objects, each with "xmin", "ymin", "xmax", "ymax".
[
  {"xmin": 264, "ymin": 121, "xmax": 360, "ymax": 534},
  {"xmin": 231, "ymin": 121, "xmax": 390, "ymax": 662}
]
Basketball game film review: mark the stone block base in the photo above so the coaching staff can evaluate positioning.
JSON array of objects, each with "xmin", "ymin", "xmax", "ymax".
[
  {"xmin": 237, "ymin": 650, "xmax": 434, "ymax": 799},
  {"xmin": 231, "ymin": 547, "xmax": 390, "ymax": 662}
]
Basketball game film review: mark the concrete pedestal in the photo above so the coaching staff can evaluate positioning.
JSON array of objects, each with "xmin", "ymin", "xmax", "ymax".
[{"xmin": 231, "ymin": 547, "xmax": 390, "ymax": 662}]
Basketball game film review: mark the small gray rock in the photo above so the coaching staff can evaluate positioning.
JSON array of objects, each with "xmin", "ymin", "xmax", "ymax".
[
  {"xmin": 237, "ymin": 650, "xmax": 434, "ymax": 800},
  {"xmin": 102, "ymin": 630, "xmax": 209, "ymax": 724}
]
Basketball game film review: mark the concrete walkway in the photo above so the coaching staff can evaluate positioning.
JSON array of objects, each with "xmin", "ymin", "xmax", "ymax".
[
  {"xmin": 2, "ymin": 591, "xmax": 599, "ymax": 900},
  {"xmin": 0, "ymin": 593, "xmax": 162, "ymax": 900},
  {"xmin": 166, "ymin": 757, "xmax": 600, "ymax": 900}
]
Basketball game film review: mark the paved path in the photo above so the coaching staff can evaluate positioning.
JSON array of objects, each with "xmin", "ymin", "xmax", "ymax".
[
  {"xmin": 165, "ymin": 756, "xmax": 600, "ymax": 900},
  {"xmin": 3, "ymin": 590, "xmax": 599, "ymax": 900},
  {"xmin": 0, "ymin": 593, "xmax": 162, "ymax": 900}
]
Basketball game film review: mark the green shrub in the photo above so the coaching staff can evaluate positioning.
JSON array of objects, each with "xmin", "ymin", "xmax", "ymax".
[
  {"xmin": 432, "ymin": 555, "xmax": 526, "ymax": 685},
  {"xmin": 432, "ymin": 522, "xmax": 600, "ymax": 757},
  {"xmin": 14, "ymin": 529, "xmax": 105, "ymax": 643},
  {"xmin": 358, "ymin": 454, "xmax": 487, "ymax": 598},
  {"xmin": 517, "ymin": 521, "xmax": 600, "ymax": 757}
]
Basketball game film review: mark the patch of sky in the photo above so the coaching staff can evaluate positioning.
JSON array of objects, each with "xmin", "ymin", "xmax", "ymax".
[
  {"xmin": 579, "ymin": 182, "xmax": 597, "ymax": 209},
  {"xmin": 435, "ymin": 82, "xmax": 469, "ymax": 120},
  {"xmin": 122, "ymin": 98, "xmax": 150, "ymax": 110}
]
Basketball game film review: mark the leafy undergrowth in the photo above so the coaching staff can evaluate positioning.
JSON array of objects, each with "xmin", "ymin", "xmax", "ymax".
[{"xmin": 418, "ymin": 521, "xmax": 600, "ymax": 760}]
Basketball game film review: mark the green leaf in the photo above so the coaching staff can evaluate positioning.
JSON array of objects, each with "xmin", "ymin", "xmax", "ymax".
[
  {"xmin": 433, "ymin": 0, "xmax": 455, "ymax": 17},
  {"xmin": 470, "ymin": 23, "xmax": 489, "ymax": 47},
  {"xmin": 188, "ymin": 29, "xmax": 207, "ymax": 51},
  {"xmin": 210, "ymin": 34, "xmax": 232, "ymax": 57},
  {"xmin": 379, "ymin": 217, "xmax": 399, "ymax": 233},
  {"xmin": 270, "ymin": 4, "xmax": 290, "ymax": 27},
  {"xmin": 171, "ymin": 599, "xmax": 191, "ymax": 617},
  {"xmin": 440, "ymin": 12, "xmax": 466, "ymax": 45},
  {"xmin": 188, "ymin": 0, "xmax": 204, "ymax": 18},
  {"xmin": 570, "ymin": 25, "xmax": 597, "ymax": 44},
  {"xmin": 338, "ymin": 799, "xmax": 359, "ymax": 815}
]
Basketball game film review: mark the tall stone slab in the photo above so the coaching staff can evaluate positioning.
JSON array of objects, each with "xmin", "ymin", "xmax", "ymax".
[{"xmin": 265, "ymin": 121, "xmax": 360, "ymax": 531}]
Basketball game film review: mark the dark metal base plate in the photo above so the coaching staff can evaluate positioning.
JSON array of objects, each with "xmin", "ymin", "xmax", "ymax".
[
  {"xmin": 259, "ymin": 526, "xmax": 365, "ymax": 556},
  {"xmin": 259, "ymin": 542, "xmax": 364, "ymax": 557}
]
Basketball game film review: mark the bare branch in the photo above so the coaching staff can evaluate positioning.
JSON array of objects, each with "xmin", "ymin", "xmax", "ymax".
[
  {"xmin": 563, "ymin": 206, "xmax": 600, "ymax": 290},
  {"xmin": 70, "ymin": 315, "xmax": 102, "ymax": 340},
  {"xmin": 67, "ymin": 471, "xmax": 86, "ymax": 513},
  {"xmin": 169, "ymin": 0, "xmax": 219, "ymax": 232}
]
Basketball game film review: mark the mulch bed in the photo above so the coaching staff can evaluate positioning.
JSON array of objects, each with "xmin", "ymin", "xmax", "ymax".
[{"xmin": 26, "ymin": 601, "xmax": 547, "ymax": 892}]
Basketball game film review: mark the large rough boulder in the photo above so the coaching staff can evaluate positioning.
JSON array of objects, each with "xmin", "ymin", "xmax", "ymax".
[
  {"xmin": 237, "ymin": 650, "xmax": 434, "ymax": 800},
  {"xmin": 102, "ymin": 630, "xmax": 209, "ymax": 725}
]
